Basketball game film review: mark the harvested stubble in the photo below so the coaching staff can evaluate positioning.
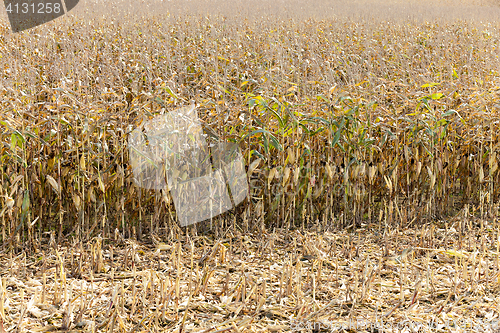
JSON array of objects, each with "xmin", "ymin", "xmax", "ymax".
[{"xmin": 0, "ymin": 212, "xmax": 499, "ymax": 332}]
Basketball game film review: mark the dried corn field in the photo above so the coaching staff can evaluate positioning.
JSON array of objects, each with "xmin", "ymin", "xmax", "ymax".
[{"xmin": 0, "ymin": 0, "xmax": 500, "ymax": 331}]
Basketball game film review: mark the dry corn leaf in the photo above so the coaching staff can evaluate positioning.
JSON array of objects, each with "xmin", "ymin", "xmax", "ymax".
[
  {"xmin": 294, "ymin": 166, "xmax": 300, "ymax": 185},
  {"xmin": 98, "ymin": 173, "xmax": 105, "ymax": 193},
  {"xmin": 282, "ymin": 167, "xmax": 291, "ymax": 186},
  {"xmin": 248, "ymin": 158, "xmax": 261, "ymax": 175},
  {"xmin": 73, "ymin": 194, "xmax": 81, "ymax": 211},
  {"xmin": 268, "ymin": 168, "xmax": 277, "ymax": 186},
  {"xmin": 80, "ymin": 155, "xmax": 86, "ymax": 170},
  {"xmin": 287, "ymin": 147, "xmax": 295, "ymax": 164},
  {"xmin": 46, "ymin": 175, "xmax": 60, "ymax": 195},
  {"xmin": 326, "ymin": 163, "xmax": 333, "ymax": 180}
]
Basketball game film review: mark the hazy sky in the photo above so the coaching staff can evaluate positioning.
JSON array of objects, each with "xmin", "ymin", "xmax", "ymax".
[
  {"xmin": 1, "ymin": 0, "xmax": 499, "ymax": 27},
  {"xmin": 69, "ymin": 0, "xmax": 500, "ymax": 23}
]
